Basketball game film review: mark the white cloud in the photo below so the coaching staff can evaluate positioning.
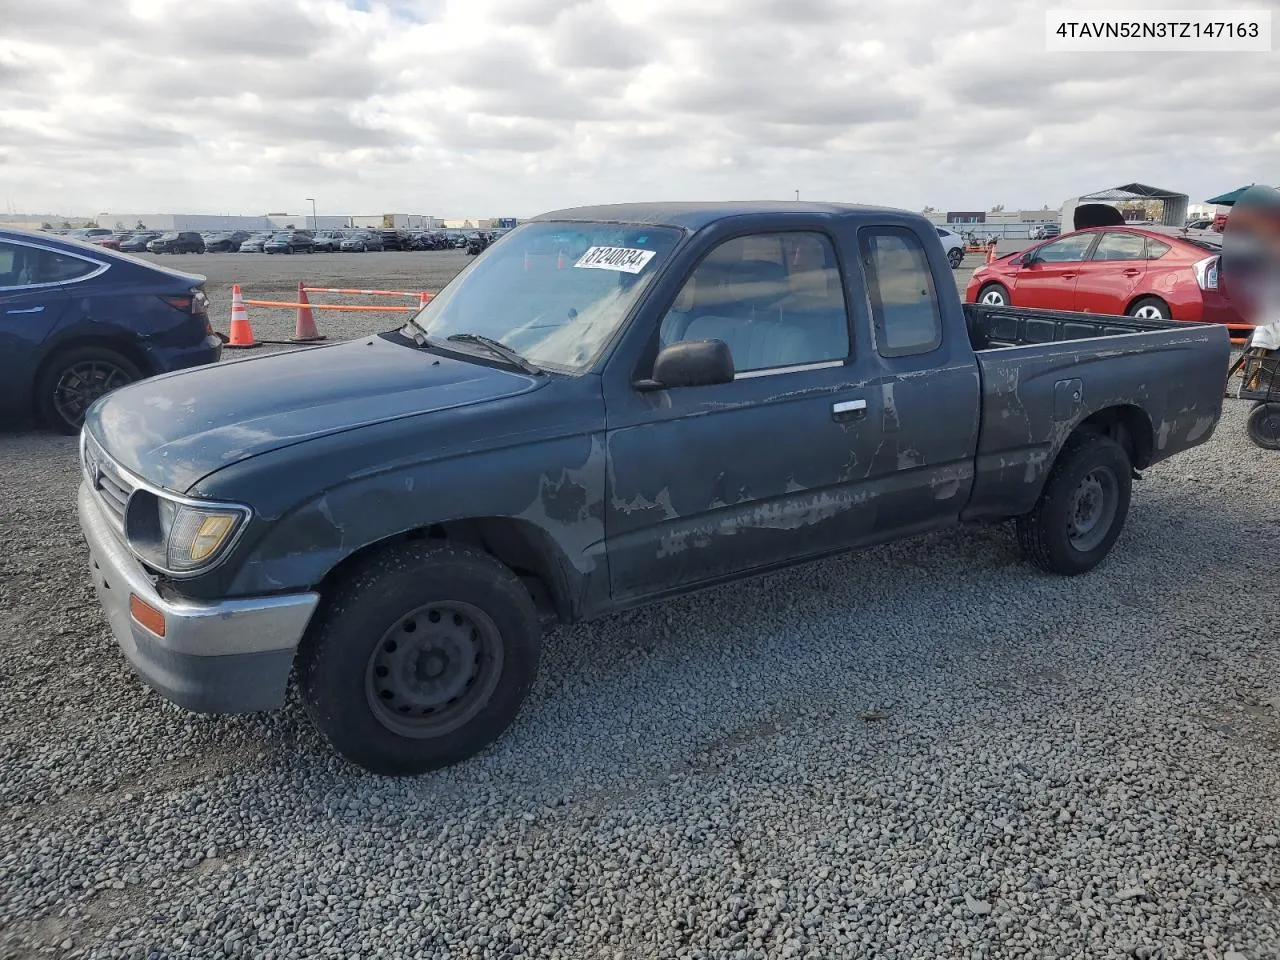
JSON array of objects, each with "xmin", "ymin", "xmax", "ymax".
[{"xmin": 0, "ymin": 0, "xmax": 1276, "ymax": 218}]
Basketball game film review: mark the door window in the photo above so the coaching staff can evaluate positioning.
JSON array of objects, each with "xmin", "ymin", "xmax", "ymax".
[
  {"xmin": 0, "ymin": 241, "xmax": 98, "ymax": 288},
  {"xmin": 658, "ymin": 231, "xmax": 850, "ymax": 374},
  {"xmin": 1090, "ymin": 232, "xmax": 1147, "ymax": 261},
  {"xmin": 1034, "ymin": 233, "xmax": 1097, "ymax": 262},
  {"xmin": 858, "ymin": 227, "xmax": 943, "ymax": 357}
]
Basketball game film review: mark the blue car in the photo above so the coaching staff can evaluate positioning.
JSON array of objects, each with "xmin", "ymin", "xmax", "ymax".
[{"xmin": 0, "ymin": 229, "xmax": 223, "ymax": 434}]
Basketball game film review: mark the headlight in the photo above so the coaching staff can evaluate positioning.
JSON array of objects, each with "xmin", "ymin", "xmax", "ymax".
[{"xmin": 124, "ymin": 489, "xmax": 249, "ymax": 575}]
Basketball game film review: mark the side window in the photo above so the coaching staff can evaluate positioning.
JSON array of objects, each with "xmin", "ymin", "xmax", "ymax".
[
  {"xmin": 658, "ymin": 231, "xmax": 850, "ymax": 374},
  {"xmin": 1146, "ymin": 239, "xmax": 1171, "ymax": 260},
  {"xmin": 1091, "ymin": 232, "xmax": 1146, "ymax": 261},
  {"xmin": 859, "ymin": 227, "xmax": 942, "ymax": 357},
  {"xmin": 1034, "ymin": 233, "xmax": 1096, "ymax": 263},
  {"xmin": 0, "ymin": 242, "xmax": 96, "ymax": 288}
]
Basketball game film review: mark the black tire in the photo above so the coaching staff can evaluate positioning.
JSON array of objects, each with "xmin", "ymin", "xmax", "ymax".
[
  {"xmin": 1247, "ymin": 402, "xmax": 1280, "ymax": 450},
  {"xmin": 976, "ymin": 282, "xmax": 1009, "ymax": 306},
  {"xmin": 298, "ymin": 541, "xmax": 541, "ymax": 776},
  {"xmin": 948, "ymin": 246, "xmax": 964, "ymax": 269},
  {"xmin": 1127, "ymin": 296, "xmax": 1171, "ymax": 321},
  {"xmin": 35, "ymin": 345, "xmax": 142, "ymax": 434},
  {"xmin": 1015, "ymin": 432, "xmax": 1132, "ymax": 575}
]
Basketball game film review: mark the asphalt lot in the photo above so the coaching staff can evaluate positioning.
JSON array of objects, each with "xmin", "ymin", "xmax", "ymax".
[{"xmin": 2, "ymin": 253, "xmax": 1279, "ymax": 959}]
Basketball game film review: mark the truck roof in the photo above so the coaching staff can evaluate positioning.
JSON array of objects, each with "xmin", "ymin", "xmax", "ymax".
[{"xmin": 529, "ymin": 201, "xmax": 919, "ymax": 231}]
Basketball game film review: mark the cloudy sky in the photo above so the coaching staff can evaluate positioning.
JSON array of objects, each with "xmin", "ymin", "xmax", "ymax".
[{"xmin": 0, "ymin": 0, "xmax": 1276, "ymax": 219}]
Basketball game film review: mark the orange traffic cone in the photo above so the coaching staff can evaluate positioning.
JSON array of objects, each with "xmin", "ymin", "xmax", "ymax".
[
  {"xmin": 986, "ymin": 242, "xmax": 998, "ymax": 264},
  {"xmin": 418, "ymin": 291, "xmax": 432, "ymax": 309},
  {"xmin": 291, "ymin": 282, "xmax": 324, "ymax": 343},
  {"xmin": 225, "ymin": 285, "xmax": 259, "ymax": 348}
]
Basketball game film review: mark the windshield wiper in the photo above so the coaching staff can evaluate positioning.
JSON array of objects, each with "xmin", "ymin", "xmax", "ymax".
[{"xmin": 445, "ymin": 333, "xmax": 541, "ymax": 374}]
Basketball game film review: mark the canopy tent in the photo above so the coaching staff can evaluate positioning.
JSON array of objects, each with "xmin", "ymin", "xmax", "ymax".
[
  {"xmin": 1206, "ymin": 185, "xmax": 1258, "ymax": 206},
  {"xmin": 1064, "ymin": 183, "xmax": 1189, "ymax": 227}
]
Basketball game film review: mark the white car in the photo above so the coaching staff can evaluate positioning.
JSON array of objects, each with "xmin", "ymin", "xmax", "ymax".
[{"xmin": 935, "ymin": 226, "xmax": 965, "ymax": 269}]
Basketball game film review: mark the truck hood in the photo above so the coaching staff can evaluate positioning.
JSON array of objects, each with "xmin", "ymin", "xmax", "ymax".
[{"xmin": 85, "ymin": 334, "xmax": 541, "ymax": 493}]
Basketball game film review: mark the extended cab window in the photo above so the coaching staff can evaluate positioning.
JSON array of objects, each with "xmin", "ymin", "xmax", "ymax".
[
  {"xmin": 1091, "ymin": 232, "xmax": 1146, "ymax": 261},
  {"xmin": 859, "ymin": 227, "xmax": 942, "ymax": 357},
  {"xmin": 659, "ymin": 231, "xmax": 849, "ymax": 374}
]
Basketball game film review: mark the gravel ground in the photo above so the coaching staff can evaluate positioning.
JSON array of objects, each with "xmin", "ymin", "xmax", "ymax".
[{"xmin": 2, "ymin": 254, "xmax": 1279, "ymax": 959}]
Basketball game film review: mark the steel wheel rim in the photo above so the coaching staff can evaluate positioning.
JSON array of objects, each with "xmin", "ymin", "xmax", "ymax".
[
  {"xmin": 1067, "ymin": 467, "xmax": 1118, "ymax": 551},
  {"xmin": 364, "ymin": 600, "xmax": 504, "ymax": 739},
  {"xmin": 52, "ymin": 360, "xmax": 131, "ymax": 428},
  {"xmin": 980, "ymin": 289, "xmax": 1006, "ymax": 305},
  {"xmin": 1133, "ymin": 304, "xmax": 1165, "ymax": 320}
]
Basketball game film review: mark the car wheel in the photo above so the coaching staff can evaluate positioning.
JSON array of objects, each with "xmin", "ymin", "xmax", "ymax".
[
  {"xmin": 36, "ymin": 345, "xmax": 142, "ymax": 435},
  {"xmin": 1127, "ymin": 297, "xmax": 1171, "ymax": 321},
  {"xmin": 948, "ymin": 246, "xmax": 964, "ymax": 269},
  {"xmin": 1247, "ymin": 402, "xmax": 1280, "ymax": 450},
  {"xmin": 298, "ymin": 541, "xmax": 541, "ymax": 776},
  {"xmin": 977, "ymin": 283, "xmax": 1010, "ymax": 306},
  {"xmin": 1015, "ymin": 431, "xmax": 1132, "ymax": 575}
]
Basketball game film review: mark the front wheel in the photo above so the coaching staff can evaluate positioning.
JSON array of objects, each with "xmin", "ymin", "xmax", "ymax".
[
  {"xmin": 298, "ymin": 541, "xmax": 541, "ymax": 776},
  {"xmin": 976, "ymin": 283, "xmax": 1009, "ymax": 306},
  {"xmin": 1247, "ymin": 402, "xmax": 1280, "ymax": 450},
  {"xmin": 1015, "ymin": 432, "xmax": 1132, "ymax": 575}
]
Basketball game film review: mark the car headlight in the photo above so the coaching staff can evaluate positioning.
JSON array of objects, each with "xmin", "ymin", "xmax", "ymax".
[{"xmin": 124, "ymin": 490, "xmax": 250, "ymax": 575}]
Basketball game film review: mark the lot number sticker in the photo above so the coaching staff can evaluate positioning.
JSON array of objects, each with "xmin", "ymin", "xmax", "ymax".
[{"xmin": 574, "ymin": 246, "xmax": 656, "ymax": 274}]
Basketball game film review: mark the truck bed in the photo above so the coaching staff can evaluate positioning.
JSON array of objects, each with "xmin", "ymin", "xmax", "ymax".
[
  {"xmin": 959, "ymin": 303, "xmax": 1232, "ymax": 521},
  {"xmin": 963, "ymin": 302, "xmax": 1192, "ymax": 350}
]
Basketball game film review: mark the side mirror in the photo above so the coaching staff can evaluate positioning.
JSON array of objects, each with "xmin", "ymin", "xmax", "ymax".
[
  {"xmin": 634, "ymin": 339, "xmax": 735, "ymax": 391},
  {"xmin": 1021, "ymin": 251, "xmax": 1039, "ymax": 266}
]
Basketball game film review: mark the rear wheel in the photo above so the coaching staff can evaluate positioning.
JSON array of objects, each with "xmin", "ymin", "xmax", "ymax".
[
  {"xmin": 35, "ymin": 345, "xmax": 142, "ymax": 434},
  {"xmin": 948, "ymin": 246, "xmax": 964, "ymax": 269},
  {"xmin": 1246, "ymin": 402, "xmax": 1280, "ymax": 449},
  {"xmin": 977, "ymin": 283, "xmax": 1009, "ymax": 306},
  {"xmin": 1127, "ymin": 296, "xmax": 1171, "ymax": 321},
  {"xmin": 298, "ymin": 541, "xmax": 541, "ymax": 776},
  {"xmin": 1016, "ymin": 432, "xmax": 1132, "ymax": 575}
]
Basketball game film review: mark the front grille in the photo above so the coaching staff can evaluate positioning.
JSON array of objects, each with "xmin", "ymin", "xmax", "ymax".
[{"xmin": 83, "ymin": 434, "xmax": 135, "ymax": 530}]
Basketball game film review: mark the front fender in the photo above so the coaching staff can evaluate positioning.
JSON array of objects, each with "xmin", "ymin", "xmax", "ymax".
[{"xmin": 223, "ymin": 434, "xmax": 608, "ymax": 609}]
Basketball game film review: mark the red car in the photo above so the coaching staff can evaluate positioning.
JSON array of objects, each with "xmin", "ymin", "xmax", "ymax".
[{"xmin": 965, "ymin": 226, "xmax": 1250, "ymax": 341}]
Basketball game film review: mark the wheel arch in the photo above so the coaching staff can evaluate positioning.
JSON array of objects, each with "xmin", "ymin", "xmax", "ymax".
[
  {"xmin": 32, "ymin": 334, "xmax": 154, "ymax": 404},
  {"xmin": 1124, "ymin": 293, "xmax": 1171, "ymax": 318},
  {"xmin": 315, "ymin": 515, "xmax": 578, "ymax": 626},
  {"xmin": 1074, "ymin": 403, "xmax": 1153, "ymax": 469}
]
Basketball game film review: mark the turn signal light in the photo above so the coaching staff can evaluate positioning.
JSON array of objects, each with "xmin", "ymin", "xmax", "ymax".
[{"xmin": 129, "ymin": 594, "xmax": 166, "ymax": 637}]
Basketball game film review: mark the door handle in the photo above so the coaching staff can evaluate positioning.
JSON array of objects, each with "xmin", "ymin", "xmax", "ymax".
[
  {"xmin": 832, "ymin": 398, "xmax": 867, "ymax": 422},
  {"xmin": 1122, "ymin": 269, "xmax": 1141, "ymax": 276},
  {"xmin": 1060, "ymin": 273, "xmax": 1077, "ymax": 279},
  {"xmin": 6, "ymin": 306, "xmax": 44, "ymax": 314}
]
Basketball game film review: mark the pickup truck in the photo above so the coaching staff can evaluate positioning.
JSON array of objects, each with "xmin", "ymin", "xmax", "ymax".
[{"xmin": 76, "ymin": 202, "xmax": 1231, "ymax": 776}]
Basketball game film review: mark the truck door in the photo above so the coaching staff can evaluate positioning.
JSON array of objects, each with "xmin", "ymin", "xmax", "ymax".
[
  {"xmin": 1012, "ymin": 231, "xmax": 1099, "ymax": 310},
  {"xmin": 852, "ymin": 225, "xmax": 982, "ymax": 534},
  {"xmin": 602, "ymin": 229, "xmax": 885, "ymax": 602}
]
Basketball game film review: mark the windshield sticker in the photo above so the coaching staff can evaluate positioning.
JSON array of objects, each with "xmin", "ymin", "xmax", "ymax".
[{"xmin": 574, "ymin": 246, "xmax": 656, "ymax": 274}]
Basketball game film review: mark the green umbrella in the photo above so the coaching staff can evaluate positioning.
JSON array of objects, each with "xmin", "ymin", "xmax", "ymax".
[{"xmin": 1206, "ymin": 185, "xmax": 1257, "ymax": 206}]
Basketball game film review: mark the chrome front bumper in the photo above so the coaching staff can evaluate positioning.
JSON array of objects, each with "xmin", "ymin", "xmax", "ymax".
[{"xmin": 77, "ymin": 480, "xmax": 320, "ymax": 713}]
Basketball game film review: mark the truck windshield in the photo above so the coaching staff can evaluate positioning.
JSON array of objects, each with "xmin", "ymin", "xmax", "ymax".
[{"xmin": 410, "ymin": 221, "xmax": 683, "ymax": 373}]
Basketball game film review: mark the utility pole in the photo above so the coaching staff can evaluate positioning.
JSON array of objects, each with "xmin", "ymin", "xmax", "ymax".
[
  {"xmin": 795, "ymin": 190, "xmax": 800, "ymax": 201},
  {"xmin": 306, "ymin": 197, "xmax": 317, "ymax": 230}
]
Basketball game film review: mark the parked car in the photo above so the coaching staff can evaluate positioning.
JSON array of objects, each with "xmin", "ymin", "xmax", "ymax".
[
  {"xmin": 237, "ymin": 233, "xmax": 273, "ymax": 253},
  {"xmin": 965, "ymin": 225, "xmax": 1251, "ymax": 339},
  {"xmin": 76, "ymin": 201, "xmax": 1230, "ymax": 775},
  {"xmin": 147, "ymin": 232, "xmax": 205, "ymax": 255},
  {"xmin": 1185, "ymin": 218, "xmax": 1214, "ymax": 230},
  {"xmin": 934, "ymin": 226, "xmax": 966, "ymax": 268},
  {"xmin": 263, "ymin": 231, "xmax": 315, "ymax": 254},
  {"xmin": 204, "ymin": 231, "xmax": 251, "ymax": 253},
  {"xmin": 0, "ymin": 229, "xmax": 221, "ymax": 433},
  {"xmin": 1029, "ymin": 223, "xmax": 1061, "ymax": 240},
  {"xmin": 378, "ymin": 230, "xmax": 408, "ymax": 251},
  {"xmin": 312, "ymin": 231, "xmax": 346, "ymax": 252},
  {"xmin": 68, "ymin": 228, "xmax": 114, "ymax": 242},
  {"xmin": 339, "ymin": 231, "xmax": 383, "ymax": 252},
  {"xmin": 118, "ymin": 233, "xmax": 160, "ymax": 253},
  {"xmin": 92, "ymin": 233, "xmax": 133, "ymax": 251}
]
